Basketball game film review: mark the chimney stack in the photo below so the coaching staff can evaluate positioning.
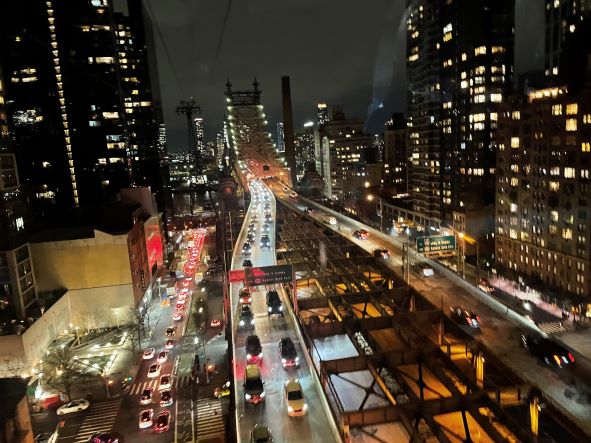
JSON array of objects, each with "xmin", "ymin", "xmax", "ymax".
[{"xmin": 281, "ymin": 76, "xmax": 297, "ymax": 187}]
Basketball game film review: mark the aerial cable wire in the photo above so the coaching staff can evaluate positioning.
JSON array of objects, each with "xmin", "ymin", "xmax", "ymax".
[{"xmin": 144, "ymin": 0, "xmax": 186, "ymax": 97}]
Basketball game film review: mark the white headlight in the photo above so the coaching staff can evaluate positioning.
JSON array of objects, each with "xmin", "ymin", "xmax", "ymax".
[
  {"xmin": 250, "ymin": 319, "xmax": 255, "ymax": 325},
  {"xmin": 281, "ymin": 358, "xmax": 287, "ymax": 363},
  {"xmin": 268, "ymin": 307, "xmax": 273, "ymax": 312},
  {"xmin": 279, "ymin": 306, "xmax": 283, "ymax": 311},
  {"xmin": 239, "ymin": 320, "xmax": 244, "ymax": 326},
  {"xmin": 245, "ymin": 393, "xmax": 251, "ymax": 400},
  {"xmin": 260, "ymin": 391, "xmax": 265, "ymax": 397},
  {"xmin": 247, "ymin": 354, "xmax": 252, "ymax": 359},
  {"xmin": 287, "ymin": 405, "xmax": 294, "ymax": 412}
]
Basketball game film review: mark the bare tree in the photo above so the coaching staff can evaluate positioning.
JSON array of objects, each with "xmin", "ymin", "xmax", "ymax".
[
  {"xmin": 41, "ymin": 345, "xmax": 90, "ymax": 401},
  {"xmin": 121, "ymin": 307, "xmax": 152, "ymax": 355}
]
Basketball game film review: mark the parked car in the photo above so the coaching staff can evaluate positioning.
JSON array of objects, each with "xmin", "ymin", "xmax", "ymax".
[{"xmin": 57, "ymin": 399, "xmax": 90, "ymax": 415}]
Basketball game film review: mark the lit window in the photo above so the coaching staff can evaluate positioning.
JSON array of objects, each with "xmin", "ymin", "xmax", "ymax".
[
  {"xmin": 408, "ymin": 54, "xmax": 419, "ymax": 62},
  {"xmin": 564, "ymin": 167, "xmax": 576, "ymax": 178},
  {"xmin": 562, "ymin": 228, "xmax": 573, "ymax": 240},
  {"xmin": 95, "ymin": 57, "xmax": 114, "ymax": 64},
  {"xmin": 443, "ymin": 32, "xmax": 452, "ymax": 42},
  {"xmin": 583, "ymin": 114, "xmax": 591, "ymax": 124},
  {"xmin": 89, "ymin": 120, "xmax": 101, "ymax": 127},
  {"xmin": 566, "ymin": 103, "xmax": 578, "ymax": 115},
  {"xmin": 566, "ymin": 118, "xmax": 577, "ymax": 131},
  {"xmin": 549, "ymin": 181, "xmax": 560, "ymax": 191},
  {"xmin": 552, "ymin": 104, "xmax": 562, "ymax": 115},
  {"xmin": 491, "ymin": 46, "xmax": 506, "ymax": 54},
  {"xmin": 550, "ymin": 211, "xmax": 558, "ymax": 222},
  {"xmin": 461, "ymin": 53, "xmax": 467, "ymax": 61},
  {"xmin": 510, "ymin": 137, "xmax": 519, "ymax": 148},
  {"xmin": 490, "ymin": 93, "xmax": 502, "ymax": 103},
  {"xmin": 102, "ymin": 111, "xmax": 119, "ymax": 119},
  {"xmin": 582, "ymin": 142, "xmax": 590, "ymax": 152},
  {"xmin": 474, "ymin": 46, "xmax": 487, "ymax": 56},
  {"xmin": 512, "ymin": 111, "xmax": 520, "ymax": 120},
  {"xmin": 460, "ymin": 80, "xmax": 468, "ymax": 89}
]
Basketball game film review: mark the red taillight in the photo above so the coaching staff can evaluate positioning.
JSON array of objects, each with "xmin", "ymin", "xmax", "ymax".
[
  {"xmin": 568, "ymin": 353, "xmax": 575, "ymax": 363},
  {"xmin": 476, "ymin": 316, "xmax": 481, "ymax": 323}
]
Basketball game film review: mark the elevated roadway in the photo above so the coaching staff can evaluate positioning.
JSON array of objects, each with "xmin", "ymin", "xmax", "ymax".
[
  {"xmin": 228, "ymin": 182, "xmax": 339, "ymax": 442},
  {"xmin": 267, "ymin": 182, "xmax": 591, "ymax": 438}
]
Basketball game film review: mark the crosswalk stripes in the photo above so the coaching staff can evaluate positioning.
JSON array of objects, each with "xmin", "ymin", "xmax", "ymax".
[
  {"xmin": 128, "ymin": 375, "xmax": 193, "ymax": 395},
  {"xmin": 195, "ymin": 394, "xmax": 225, "ymax": 441},
  {"xmin": 72, "ymin": 399, "xmax": 122, "ymax": 443},
  {"xmin": 538, "ymin": 320, "xmax": 576, "ymax": 335}
]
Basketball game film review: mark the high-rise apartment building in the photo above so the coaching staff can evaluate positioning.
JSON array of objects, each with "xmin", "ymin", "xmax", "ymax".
[
  {"xmin": 318, "ymin": 106, "xmax": 372, "ymax": 201},
  {"xmin": 496, "ymin": 82, "xmax": 591, "ymax": 303},
  {"xmin": 406, "ymin": 0, "xmax": 514, "ymax": 234},
  {"xmin": 276, "ymin": 122, "xmax": 285, "ymax": 153},
  {"xmin": 0, "ymin": 0, "xmax": 166, "ymax": 215},
  {"xmin": 545, "ymin": 0, "xmax": 591, "ymax": 77},
  {"xmin": 294, "ymin": 122, "xmax": 317, "ymax": 180},
  {"xmin": 0, "ymin": 66, "xmax": 38, "ymax": 319},
  {"xmin": 383, "ymin": 113, "xmax": 408, "ymax": 192}
]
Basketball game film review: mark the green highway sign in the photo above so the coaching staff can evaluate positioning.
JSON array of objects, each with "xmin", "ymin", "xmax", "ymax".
[{"xmin": 416, "ymin": 235, "xmax": 456, "ymax": 254}]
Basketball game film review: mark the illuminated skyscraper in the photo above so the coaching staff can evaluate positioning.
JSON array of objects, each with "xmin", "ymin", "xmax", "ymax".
[
  {"xmin": 276, "ymin": 122, "xmax": 285, "ymax": 153},
  {"xmin": 406, "ymin": 0, "xmax": 514, "ymax": 233},
  {"xmin": 317, "ymin": 103, "xmax": 328, "ymax": 125},
  {"xmin": 0, "ymin": 0, "xmax": 166, "ymax": 214}
]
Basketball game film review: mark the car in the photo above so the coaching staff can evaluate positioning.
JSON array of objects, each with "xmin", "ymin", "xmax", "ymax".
[
  {"xmin": 88, "ymin": 433, "xmax": 120, "ymax": 443},
  {"xmin": 478, "ymin": 278, "xmax": 495, "ymax": 294},
  {"xmin": 244, "ymin": 364, "xmax": 265, "ymax": 404},
  {"xmin": 138, "ymin": 409, "xmax": 153, "ymax": 429},
  {"xmin": 242, "ymin": 259, "xmax": 253, "ymax": 268},
  {"xmin": 247, "ymin": 232, "xmax": 256, "ymax": 242},
  {"xmin": 143, "ymin": 348, "xmax": 155, "ymax": 360},
  {"xmin": 522, "ymin": 334, "xmax": 575, "ymax": 368},
  {"xmin": 246, "ymin": 335, "xmax": 263, "ymax": 363},
  {"xmin": 147, "ymin": 364, "xmax": 161, "ymax": 378},
  {"xmin": 242, "ymin": 242, "xmax": 252, "ymax": 256},
  {"xmin": 175, "ymin": 302, "xmax": 185, "ymax": 310},
  {"xmin": 450, "ymin": 306, "xmax": 481, "ymax": 328},
  {"xmin": 284, "ymin": 379, "xmax": 307, "ymax": 416},
  {"xmin": 260, "ymin": 234, "xmax": 271, "ymax": 249},
  {"xmin": 182, "ymin": 280, "xmax": 190, "ymax": 288},
  {"xmin": 159, "ymin": 390, "xmax": 173, "ymax": 407},
  {"xmin": 213, "ymin": 381, "xmax": 231, "ymax": 399},
  {"xmin": 172, "ymin": 311, "xmax": 182, "ymax": 322},
  {"xmin": 154, "ymin": 410, "xmax": 171, "ymax": 433},
  {"xmin": 264, "ymin": 203, "xmax": 271, "ymax": 210},
  {"xmin": 210, "ymin": 318, "xmax": 221, "ymax": 328},
  {"xmin": 373, "ymin": 248, "xmax": 390, "ymax": 259},
  {"xmin": 266, "ymin": 290, "xmax": 284, "ymax": 316},
  {"xmin": 206, "ymin": 266, "xmax": 222, "ymax": 276},
  {"xmin": 353, "ymin": 229, "xmax": 369, "ymax": 240},
  {"xmin": 239, "ymin": 288, "xmax": 252, "ymax": 304},
  {"xmin": 289, "ymin": 192, "xmax": 297, "ymax": 199},
  {"xmin": 57, "ymin": 399, "xmax": 90, "ymax": 415},
  {"xmin": 248, "ymin": 225, "xmax": 256, "ymax": 233},
  {"xmin": 165, "ymin": 339, "xmax": 175, "ymax": 349},
  {"xmin": 413, "ymin": 261, "xmax": 434, "ymax": 277},
  {"xmin": 260, "ymin": 223, "xmax": 270, "ymax": 234},
  {"xmin": 304, "ymin": 207, "xmax": 314, "ymax": 214},
  {"xmin": 264, "ymin": 214, "xmax": 273, "ymax": 222},
  {"xmin": 250, "ymin": 424, "xmax": 273, "ymax": 443},
  {"xmin": 283, "ymin": 187, "xmax": 289, "ymax": 192},
  {"xmin": 157, "ymin": 350, "xmax": 169, "ymax": 364},
  {"xmin": 158, "ymin": 374, "xmax": 172, "ymax": 391},
  {"xmin": 279, "ymin": 337, "xmax": 299, "ymax": 368},
  {"xmin": 165, "ymin": 326, "xmax": 176, "ymax": 337},
  {"xmin": 239, "ymin": 305, "xmax": 255, "ymax": 329},
  {"xmin": 140, "ymin": 388, "xmax": 153, "ymax": 405}
]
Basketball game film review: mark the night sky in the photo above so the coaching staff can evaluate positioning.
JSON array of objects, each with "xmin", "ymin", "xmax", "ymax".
[{"xmin": 144, "ymin": 0, "xmax": 544, "ymax": 152}]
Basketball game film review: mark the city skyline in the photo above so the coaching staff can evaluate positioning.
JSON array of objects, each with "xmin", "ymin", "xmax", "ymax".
[{"xmin": 145, "ymin": 0, "xmax": 544, "ymax": 151}]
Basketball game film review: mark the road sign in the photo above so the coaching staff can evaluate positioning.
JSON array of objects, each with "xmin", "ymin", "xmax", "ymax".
[
  {"xmin": 416, "ymin": 235, "xmax": 456, "ymax": 254},
  {"xmin": 228, "ymin": 270, "xmax": 245, "ymax": 283},
  {"xmin": 245, "ymin": 265, "xmax": 293, "ymax": 286}
]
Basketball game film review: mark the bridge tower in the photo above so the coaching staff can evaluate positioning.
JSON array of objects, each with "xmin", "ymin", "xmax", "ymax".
[{"xmin": 224, "ymin": 78, "xmax": 291, "ymax": 187}]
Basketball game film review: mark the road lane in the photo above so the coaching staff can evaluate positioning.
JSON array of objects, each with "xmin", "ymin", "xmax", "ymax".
[{"xmin": 230, "ymin": 181, "xmax": 339, "ymax": 443}]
